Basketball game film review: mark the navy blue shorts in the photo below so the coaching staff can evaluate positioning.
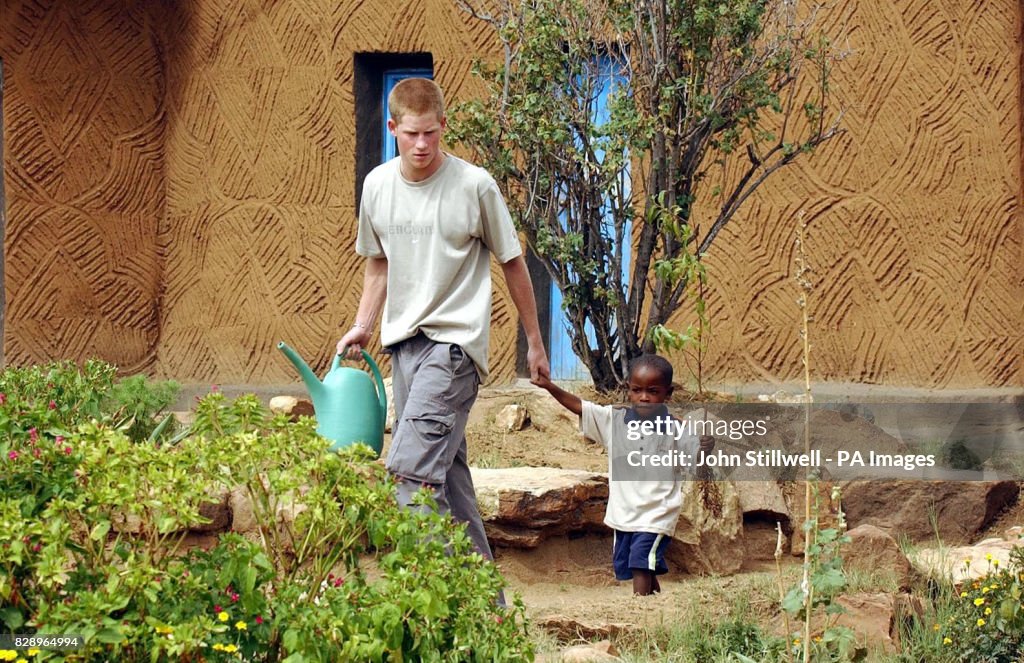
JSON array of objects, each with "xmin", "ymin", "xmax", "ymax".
[{"xmin": 612, "ymin": 530, "xmax": 670, "ymax": 580}]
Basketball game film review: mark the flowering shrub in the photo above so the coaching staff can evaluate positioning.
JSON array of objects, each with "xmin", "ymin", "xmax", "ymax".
[
  {"xmin": 1, "ymin": 363, "xmax": 532, "ymax": 661},
  {"xmin": 933, "ymin": 548, "xmax": 1024, "ymax": 662}
]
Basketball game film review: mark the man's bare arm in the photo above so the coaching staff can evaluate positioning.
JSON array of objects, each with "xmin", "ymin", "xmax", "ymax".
[
  {"xmin": 337, "ymin": 257, "xmax": 388, "ymax": 358},
  {"xmin": 500, "ymin": 255, "xmax": 550, "ymax": 382}
]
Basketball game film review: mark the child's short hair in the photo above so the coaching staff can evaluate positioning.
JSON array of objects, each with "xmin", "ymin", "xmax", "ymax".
[
  {"xmin": 388, "ymin": 78, "xmax": 445, "ymax": 124},
  {"xmin": 627, "ymin": 354, "xmax": 673, "ymax": 386}
]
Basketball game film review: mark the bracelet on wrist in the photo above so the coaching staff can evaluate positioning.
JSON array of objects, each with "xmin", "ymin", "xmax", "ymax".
[{"xmin": 352, "ymin": 322, "xmax": 368, "ymax": 329}]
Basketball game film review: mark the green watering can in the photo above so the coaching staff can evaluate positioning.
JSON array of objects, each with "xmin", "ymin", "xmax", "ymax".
[{"xmin": 277, "ymin": 341, "xmax": 387, "ymax": 457}]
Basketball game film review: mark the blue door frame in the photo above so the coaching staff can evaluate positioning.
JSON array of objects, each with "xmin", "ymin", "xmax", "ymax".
[{"xmin": 549, "ymin": 56, "xmax": 629, "ymax": 380}]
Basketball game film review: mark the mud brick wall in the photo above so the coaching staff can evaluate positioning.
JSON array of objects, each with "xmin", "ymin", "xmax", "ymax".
[{"xmin": 1, "ymin": 0, "xmax": 1021, "ymax": 387}]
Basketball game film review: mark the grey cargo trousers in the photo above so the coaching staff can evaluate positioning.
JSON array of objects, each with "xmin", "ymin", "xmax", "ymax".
[{"xmin": 384, "ymin": 333, "xmax": 495, "ymax": 561}]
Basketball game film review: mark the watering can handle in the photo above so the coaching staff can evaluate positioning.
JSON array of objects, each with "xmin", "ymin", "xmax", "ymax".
[{"xmin": 335, "ymin": 347, "xmax": 388, "ymax": 431}]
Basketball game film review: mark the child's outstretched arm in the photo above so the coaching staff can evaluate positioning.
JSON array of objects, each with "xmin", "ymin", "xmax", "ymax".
[{"xmin": 531, "ymin": 375, "xmax": 583, "ymax": 417}]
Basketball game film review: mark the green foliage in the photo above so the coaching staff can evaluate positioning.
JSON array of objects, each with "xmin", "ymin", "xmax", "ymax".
[
  {"xmin": 1, "ymin": 363, "xmax": 532, "ymax": 661},
  {"xmin": 104, "ymin": 374, "xmax": 180, "ymax": 443},
  {"xmin": 780, "ymin": 484, "xmax": 858, "ymax": 662},
  {"xmin": 615, "ymin": 599, "xmax": 786, "ymax": 662},
  {"xmin": 450, "ymin": 0, "xmax": 844, "ymax": 390},
  {"xmin": 918, "ymin": 549, "xmax": 1024, "ymax": 662},
  {"xmin": 944, "ymin": 439, "xmax": 982, "ymax": 472}
]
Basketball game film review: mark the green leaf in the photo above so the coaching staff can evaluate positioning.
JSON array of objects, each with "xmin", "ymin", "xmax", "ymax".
[
  {"xmin": 283, "ymin": 629, "xmax": 300, "ymax": 652},
  {"xmin": 241, "ymin": 565, "xmax": 257, "ymax": 595},
  {"xmin": 0, "ymin": 607, "xmax": 24, "ymax": 629},
  {"xmin": 94, "ymin": 627, "xmax": 125, "ymax": 644},
  {"xmin": 781, "ymin": 586, "xmax": 805, "ymax": 614},
  {"xmin": 90, "ymin": 520, "xmax": 111, "ymax": 541}
]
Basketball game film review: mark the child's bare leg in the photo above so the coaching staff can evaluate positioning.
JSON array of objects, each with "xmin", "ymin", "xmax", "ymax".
[{"xmin": 631, "ymin": 570, "xmax": 660, "ymax": 596}]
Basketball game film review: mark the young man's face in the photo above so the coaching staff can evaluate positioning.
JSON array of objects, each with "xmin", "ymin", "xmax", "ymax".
[
  {"xmin": 388, "ymin": 111, "xmax": 446, "ymax": 182},
  {"xmin": 627, "ymin": 365, "xmax": 673, "ymax": 418}
]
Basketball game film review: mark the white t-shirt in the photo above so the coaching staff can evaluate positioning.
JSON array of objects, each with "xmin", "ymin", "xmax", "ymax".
[
  {"xmin": 356, "ymin": 154, "xmax": 523, "ymax": 379},
  {"xmin": 580, "ymin": 401, "xmax": 701, "ymax": 536}
]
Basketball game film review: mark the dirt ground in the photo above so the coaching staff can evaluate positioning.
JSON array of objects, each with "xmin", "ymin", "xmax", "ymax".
[
  {"xmin": 379, "ymin": 382, "xmax": 1024, "ymax": 645},
  {"xmin": 377, "ymin": 383, "xmax": 809, "ymax": 638}
]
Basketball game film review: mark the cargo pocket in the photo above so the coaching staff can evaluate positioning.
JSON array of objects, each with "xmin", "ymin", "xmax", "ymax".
[{"xmin": 386, "ymin": 402, "xmax": 456, "ymax": 485}]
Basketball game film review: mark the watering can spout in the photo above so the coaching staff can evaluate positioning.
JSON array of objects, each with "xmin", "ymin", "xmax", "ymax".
[{"xmin": 277, "ymin": 341, "xmax": 324, "ymax": 398}]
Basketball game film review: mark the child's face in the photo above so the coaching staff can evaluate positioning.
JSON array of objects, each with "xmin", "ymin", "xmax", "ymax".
[{"xmin": 627, "ymin": 365, "xmax": 673, "ymax": 417}]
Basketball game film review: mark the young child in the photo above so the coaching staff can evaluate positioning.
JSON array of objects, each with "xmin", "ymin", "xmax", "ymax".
[{"xmin": 532, "ymin": 355, "xmax": 714, "ymax": 595}]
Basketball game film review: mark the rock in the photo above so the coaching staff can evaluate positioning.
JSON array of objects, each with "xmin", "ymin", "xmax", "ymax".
[
  {"xmin": 495, "ymin": 403, "xmax": 530, "ymax": 431},
  {"xmin": 844, "ymin": 524, "xmax": 913, "ymax": 590},
  {"xmin": 190, "ymin": 490, "xmax": 232, "ymax": 533},
  {"xmin": 1004, "ymin": 525, "xmax": 1024, "ymax": 541},
  {"xmin": 834, "ymin": 592, "xmax": 924, "ymax": 654},
  {"xmin": 840, "ymin": 480, "xmax": 1019, "ymax": 544},
  {"xmin": 268, "ymin": 395, "xmax": 315, "ymax": 420},
  {"xmin": 229, "ymin": 486, "xmax": 258, "ymax": 533},
  {"xmin": 558, "ymin": 640, "xmax": 620, "ymax": 662},
  {"xmin": 757, "ymin": 390, "xmax": 813, "ymax": 403},
  {"xmin": 535, "ymin": 616, "xmax": 634, "ymax": 642},
  {"xmin": 472, "ymin": 467, "xmax": 608, "ymax": 547},
  {"xmin": 909, "ymin": 538, "xmax": 1019, "ymax": 584},
  {"xmin": 735, "ymin": 480, "xmax": 791, "ymax": 517},
  {"xmin": 736, "ymin": 481, "xmax": 793, "ymax": 560},
  {"xmin": 668, "ymin": 479, "xmax": 744, "ymax": 575},
  {"xmin": 771, "ymin": 592, "xmax": 923, "ymax": 655}
]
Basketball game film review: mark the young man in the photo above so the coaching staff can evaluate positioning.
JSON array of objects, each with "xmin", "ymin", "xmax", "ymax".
[
  {"xmin": 337, "ymin": 78, "xmax": 550, "ymax": 571},
  {"xmin": 533, "ymin": 355, "xmax": 715, "ymax": 595}
]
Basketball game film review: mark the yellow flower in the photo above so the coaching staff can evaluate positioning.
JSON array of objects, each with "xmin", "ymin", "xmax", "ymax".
[
  {"xmin": 943, "ymin": 637, "xmax": 952, "ymax": 645},
  {"xmin": 993, "ymin": 559, "xmax": 1000, "ymax": 567},
  {"xmin": 224, "ymin": 644, "xmax": 238, "ymax": 653},
  {"xmin": 932, "ymin": 623, "xmax": 940, "ymax": 631},
  {"xmin": 977, "ymin": 618, "xmax": 986, "ymax": 627},
  {"xmin": 793, "ymin": 638, "xmax": 801, "ymax": 646},
  {"xmin": 982, "ymin": 587, "xmax": 991, "ymax": 594},
  {"xmin": 986, "ymin": 553, "xmax": 993, "ymax": 561},
  {"xmin": 27, "ymin": 651, "xmax": 39, "ymax": 657},
  {"xmin": 985, "ymin": 607, "xmax": 992, "ymax": 615},
  {"xmin": 155, "ymin": 625, "xmax": 173, "ymax": 634},
  {"xmin": 974, "ymin": 597, "xmax": 986, "ymax": 606},
  {"xmin": 218, "ymin": 611, "xmax": 230, "ymax": 622},
  {"xmin": 16, "ymin": 658, "xmax": 26, "ymax": 663},
  {"xmin": 235, "ymin": 621, "xmax": 247, "ymax": 631},
  {"xmin": 212, "ymin": 643, "xmax": 225, "ymax": 651},
  {"xmin": 0, "ymin": 651, "xmax": 15, "ymax": 662},
  {"xmin": 960, "ymin": 591, "xmax": 968, "ymax": 598}
]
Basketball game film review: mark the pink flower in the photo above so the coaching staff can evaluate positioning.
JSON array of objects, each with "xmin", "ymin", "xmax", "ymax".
[
  {"xmin": 7, "ymin": 450, "xmax": 17, "ymax": 460},
  {"xmin": 49, "ymin": 400, "xmax": 57, "ymax": 410},
  {"xmin": 29, "ymin": 428, "xmax": 38, "ymax": 442},
  {"xmin": 230, "ymin": 593, "xmax": 239, "ymax": 602},
  {"xmin": 33, "ymin": 449, "xmax": 41, "ymax": 459},
  {"xmin": 55, "ymin": 435, "xmax": 64, "ymax": 445},
  {"xmin": 255, "ymin": 616, "xmax": 264, "ymax": 625},
  {"xmin": 0, "ymin": 393, "xmax": 6, "ymax": 404},
  {"xmin": 213, "ymin": 604, "xmax": 222, "ymax": 613},
  {"xmin": 64, "ymin": 446, "xmax": 73, "ymax": 455}
]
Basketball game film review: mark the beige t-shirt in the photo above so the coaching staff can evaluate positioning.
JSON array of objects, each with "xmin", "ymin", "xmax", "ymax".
[{"xmin": 356, "ymin": 154, "xmax": 522, "ymax": 379}]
